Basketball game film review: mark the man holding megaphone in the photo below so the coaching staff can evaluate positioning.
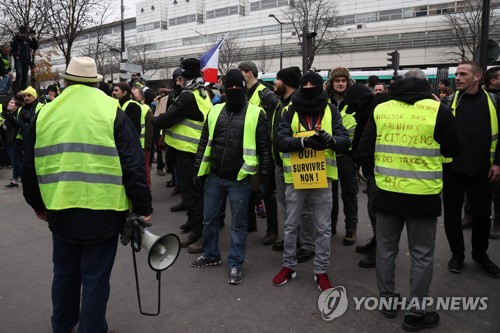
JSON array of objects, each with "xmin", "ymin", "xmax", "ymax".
[{"xmin": 22, "ymin": 57, "xmax": 153, "ymax": 333}]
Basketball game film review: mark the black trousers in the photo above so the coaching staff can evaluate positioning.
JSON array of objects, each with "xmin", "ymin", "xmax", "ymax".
[
  {"xmin": 176, "ymin": 150, "xmax": 204, "ymax": 236},
  {"xmin": 443, "ymin": 170, "xmax": 492, "ymax": 258}
]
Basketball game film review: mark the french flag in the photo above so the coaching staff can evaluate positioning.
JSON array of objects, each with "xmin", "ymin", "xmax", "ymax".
[{"xmin": 200, "ymin": 38, "xmax": 225, "ymax": 83}]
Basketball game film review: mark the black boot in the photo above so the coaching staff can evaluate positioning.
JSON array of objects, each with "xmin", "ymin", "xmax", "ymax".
[
  {"xmin": 358, "ymin": 247, "xmax": 376, "ymax": 268},
  {"xmin": 356, "ymin": 237, "xmax": 376, "ymax": 254}
]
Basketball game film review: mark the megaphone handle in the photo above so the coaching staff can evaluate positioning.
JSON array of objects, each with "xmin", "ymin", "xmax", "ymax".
[{"xmin": 131, "ymin": 247, "xmax": 162, "ymax": 316}]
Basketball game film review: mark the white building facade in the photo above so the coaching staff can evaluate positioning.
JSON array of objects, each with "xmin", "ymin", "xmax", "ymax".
[{"xmin": 45, "ymin": 0, "xmax": 500, "ymax": 81}]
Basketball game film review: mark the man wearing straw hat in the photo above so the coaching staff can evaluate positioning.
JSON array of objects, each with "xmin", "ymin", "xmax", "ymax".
[{"xmin": 22, "ymin": 56, "xmax": 152, "ymax": 333}]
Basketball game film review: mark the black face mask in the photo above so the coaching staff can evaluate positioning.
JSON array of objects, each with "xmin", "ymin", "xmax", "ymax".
[
  {"xmin": 225, "ymin": 89, "xmax": 247, "ymax": 112},
  {"xmin": 300, "ymin": 86, "xmax": 322, "ymax": 100},
  {"xmin": 173, "ymin": 84, "xmax": 182, "ymax": 94}
]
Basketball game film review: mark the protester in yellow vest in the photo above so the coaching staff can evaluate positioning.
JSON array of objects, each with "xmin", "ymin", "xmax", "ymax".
[
  {"xmin": 273, "ymin": 72, "xmax": 350, "ymax": 292},
  {"xmin": 441, "ymin": 61, "xmax": 500, "ymax": 279},
  {"xmin": 131, "ymin": 86, "xmax": 154, "ymax": 188},
  {"xmin": 238, "ymin": 61, "xmax": 279, "ymax": 238},
  {"xmin": 190, "ymin": 69, "xmax": 272, "ymax": 284},
  {"xmin": 152, "ymin": 58, "xmax": 212, "ymax": 252},
  {"xmin": 327, "ymin": 67, "xmax": 360, "ymax": 245},
  {"xmin": 356, "ymin": 70, "xmax": 461, "ymax": 330},
  {"xmin": 22, "ymin": 56, "xmax": 152, "ymax": 333}
]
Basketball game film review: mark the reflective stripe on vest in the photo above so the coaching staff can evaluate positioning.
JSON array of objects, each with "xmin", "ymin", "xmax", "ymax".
[
  {"xmin": 249, "ymin": 84, "xmax": 266, "ymax": 107},
  {"xmin": 374, "ymin": 99, "xmax": 442, "ymax": 195},
  {"xmin": 443, "ymin": 90, "xmax": 498, "ymax": 164},
  {"xmin": 34, "ymin": 84, "xmax": 129, "ymax": 210},
  {"xmin": 198, "ymin": 103, "xmax": 261, "ymax": 180},
  {"xmin": 140, "ymin": 104, "xmax": 149, "ymax": 149},
  {"xmin": 281, "ymin": 105, "xmax": 338, "ymax": 184},
  {"xmin": 164, "ymin": 89, "xmax": 212, "ymax": 153},
  {"xmin": 340, "ymin": 104, "xmax": 356, "ymax": 140}
]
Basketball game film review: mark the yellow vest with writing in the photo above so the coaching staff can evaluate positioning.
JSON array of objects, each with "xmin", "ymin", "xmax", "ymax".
[
  {"xmin": 374, "ymin": 99, "xmax": 442, "ymax": 195},
  {"xmin": 281, "ymin": 105, "xmax": 338, "ymax": 184}
]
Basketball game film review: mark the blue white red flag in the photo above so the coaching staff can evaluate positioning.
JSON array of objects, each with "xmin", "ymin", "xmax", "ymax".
[{"xmin": 199, "ymin": 38, "xmax": 225, "ymax": 83}]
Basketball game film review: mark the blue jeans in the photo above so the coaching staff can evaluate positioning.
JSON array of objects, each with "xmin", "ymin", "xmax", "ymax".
[
  {"xmin": 15, "ymin": 61, "xmax": 30, "ymax": 91},
  {"xmin": 0, "ymin": 74, "xmax": 11, "ymax": 94},
  {"xmin": 6, "ymin": 143, "xmax": 23, "ymax": 180},
  {"xmin": 202, "ymin": 173, "xmax": 252, "ymax": 268},
  {"xmin": 51, "ymin": 234, "xmax": 118, "ymax": 333}
]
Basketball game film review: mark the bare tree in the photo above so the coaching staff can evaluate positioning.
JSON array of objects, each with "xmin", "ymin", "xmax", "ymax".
[
  {"xmin": 127, "ymin": 35, "xmax": 162, "ymax": 79},
  {"xmin": 258, "ymin": 41, "xmax": 272, "ymax": 73},
  {"xmin": 0, "ymin": 0, "xmax": 52, "ymax": 86},
  {"xmin": 442, "ymin": 0, "xmax": 500, "ymax": 62},
  {"xmin": 282, "ymin": 0, "xmax": 343, "ymax": 70},
  {"xmin": 0, "ymin": 0, "xmax": 51, "ymax": 42},
  {"xmin": 47, "ymin": 0, "xmax": 113, "ymax": 66},
  {"xmin": 213, "ymin": 37, "xmax": 243, "ymax": 76}
]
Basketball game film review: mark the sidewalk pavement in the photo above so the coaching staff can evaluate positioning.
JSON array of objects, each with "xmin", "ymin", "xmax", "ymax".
[{"xmin": 0, "ymin": 167, "xmax": 498, "ymax": 332}]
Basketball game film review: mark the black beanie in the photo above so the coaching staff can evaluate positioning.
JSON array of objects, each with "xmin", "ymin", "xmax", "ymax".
[
  {"xmin": 181, "ymin": 58, "xmax": 201, "ymax": 79},
  {"xmin": 277, "ymin": 66, "xmax": 301, "ymax": 89},
  {"xmin": 300, "ymin": 71, "xmax": 323, "ymax": 88},
  {"xmin": 224, "ymin": 69, "xmax": 247, "ymax": 90}
]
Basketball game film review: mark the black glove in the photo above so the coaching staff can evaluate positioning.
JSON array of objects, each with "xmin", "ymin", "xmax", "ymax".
[
  {"xmin": 304, "ymin": 135, "xmax": 327, "ymax": 151},
  {"xmin": 121, "ymin": 213, "xmax": 152, "ymax": 246},
  {"xmin": 193, "ymin": 175, "xmax": 207, "ymax": 189},
  {"xmin": 317, "ymin": 129, "xmax": 335, "ymax": 148}
]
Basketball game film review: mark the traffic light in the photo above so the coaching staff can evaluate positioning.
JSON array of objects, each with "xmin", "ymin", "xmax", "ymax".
[{"xmin": 387, "ymin": 50, "xmax": 400, "ymax": 70}]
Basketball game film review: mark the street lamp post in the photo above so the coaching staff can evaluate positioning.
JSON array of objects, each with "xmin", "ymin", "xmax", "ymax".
[
  {"xmin": 269, "ymin": 14, "xmax": 284, "ymax": 70},
  {"xmin": 120, "ymin": 0, "xmax": 125, "ymax": 62}
]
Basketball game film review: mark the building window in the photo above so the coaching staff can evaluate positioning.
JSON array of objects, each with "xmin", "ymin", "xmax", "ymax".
[
  {"xmin": 356, "ymin": 12, "xmax": 377, "ymax": 23},
  {"xmin": 379, "ymin": 9, "xmax": 402, "ymax": 21},
  {"xmin": 415, "ymin": 6, "xmax": 428, "ymax": 17},
  {"xmin": 169, "ymin": 14, "xmax": 196, "ymax": 26}
]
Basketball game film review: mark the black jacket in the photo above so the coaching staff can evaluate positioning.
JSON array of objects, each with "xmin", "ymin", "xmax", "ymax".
[
  {"xmin": 151, "ymin": 90, "xmax": 204, "ymax": 132},
  {"xmin": 22, "ymin": 107, "xmax": 152, "ymax": 243},
  {"xmin": 356, "ymin": 78, "xmax": 462, "ymax": 218},
  {"xmin": 194, "ymin": 102, "xmax": 273, "ymax": 183},
  {"xmin": 276, "ymin": 94, "xmax": 351, "ymax": 156},
  {"xmin": 0, "ymin": 109, "xmax": 19, "ymax": 144},
  {"xmin": 247, "ymin": 82, "xmax": 278, "ymax": 119},
  {"xmin": 272, "ymin": 94, "xmax": 293, "ymax": 167},
  {"xmin": 118, "ymin": 97, "xmax": 142, "ymax": 135},
  {"xmin": 442, "ymin": 90, "xmax": 500, "ymax": 176},
  {"xmin": 10, "ymin": 34, "xmax": 38, "ymax": 63}
]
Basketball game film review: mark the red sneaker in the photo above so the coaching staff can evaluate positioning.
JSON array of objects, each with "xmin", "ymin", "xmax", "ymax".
[
  {"xmin": 273, "ymin": 267, "xmax": 297, "ymax": 286},
  {"xmin": 315, "ymin": 273, "xmax": 332, "ymax": 291}
]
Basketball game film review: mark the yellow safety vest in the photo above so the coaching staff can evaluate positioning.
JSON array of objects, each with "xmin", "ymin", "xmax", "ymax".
[
  {"xmin": 249, "ymin": 84, "xmax": 266, "ymax": 107},
  {"xmin": 34, "ymin": 84, "xmax": 129, "ymax": 210},
  {"xmin": 443, "ymin": 90, "xmax": 498, "ymax": 164},
  {"xmin": 139, "ymin": 104, "xmax": 150, "ymax": 149},
  {"xmin": 164, "ymin": 89, "xmax": 212, "ymax": 153},
  {"xmin": 198, "ymin": 103, "xmax": 262, "ymax": 180},
  {"xmin": 340, "ymin": 104, "xmax": 357, "ymax": 141},
  {"xmin": 373, "ymin": 99, "xmax": 442, "ymax": 195},
  {"xmin": 281, "ymin": 105, "xmax": 338, "ymax": 184}
]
